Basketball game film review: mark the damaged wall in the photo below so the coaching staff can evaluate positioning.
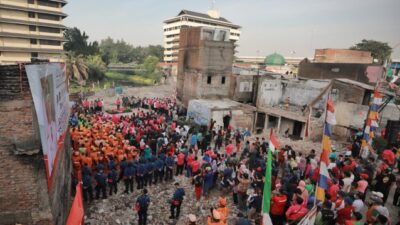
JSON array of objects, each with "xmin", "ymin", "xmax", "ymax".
[
  {"xmin": 256, "ymin": 78, "xmax": 282, "ymax": 107},
  {"xmin": 282, "ymin": 79, "xmax": 329, "ymax": 107},
  {"xmin": 232, "ymin": 75, "xmax": 254, "ymax": 103},
  {"xmin": 177, "ymin": 27, "xmax": 234, "ymax": 107},
  {"xmin": 0, "ymin": 65, "xmax": 72, "ymax": 225}
]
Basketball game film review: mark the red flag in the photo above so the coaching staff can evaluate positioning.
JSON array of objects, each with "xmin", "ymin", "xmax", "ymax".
[{"xmin": 66, "ymin": 184, "xmax": 84, "ymax": 225}]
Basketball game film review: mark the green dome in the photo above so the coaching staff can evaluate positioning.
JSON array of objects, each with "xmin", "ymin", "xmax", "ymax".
[{"xmin": 264, "ymin": 53, "xmax": 286, "ymax": 66}]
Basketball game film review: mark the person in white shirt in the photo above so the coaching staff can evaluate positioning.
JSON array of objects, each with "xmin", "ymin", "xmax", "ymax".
[
  {"xmin": 342, "ymin": 171, "xmax": 354, "ymax": 193},
  {"xmin": 352, "ymin": 193, "xmax": 364, "ymax": 213}
]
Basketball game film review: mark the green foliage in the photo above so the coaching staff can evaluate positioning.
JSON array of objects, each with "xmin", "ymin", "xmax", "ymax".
[
  {"xmin": 86, "ymin": 55, "xmax": 107, "ymax": 80},
  {"xmin": 350, "ymin": 39, "xmax": 392, "ymax": 64},
  {"xmin": 65, "ymin": 52, "xmax": 89, "ymax": 82},
  {"xmin": 105, "ymin": 71, "xmax": 156, "ymax": 86},
  {"xmin": 99, "ymin": 37, "xmax": 164, "ymax": 65},
  {"xmin": 372, "ymin": 136, "xmax": 388, "ymax": 154},
  {"xmin": 64, "ymin": 27, "xmax": 99, "ymax": 56}
]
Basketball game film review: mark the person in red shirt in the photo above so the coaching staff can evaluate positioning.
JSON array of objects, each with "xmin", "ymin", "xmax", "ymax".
[
  {"xmin": 382, "ymin": 149, "xmax": 396, "ymax": 166},
  {"xmin": 225, "ymin": 141, "xmax": 234, "ymax": 157},
  {"xmin": 336, "ymin": 197, "xmax": 354, "ymax": 225},
  {"xmin": 190, "ymin": 157, "xmax": 200, "ymax": 174},
  {"xmin": 176, "ymin": 151, "xmax": 185, "ymax": 176},
  {"xmin": 270, "ymin": 189, "xmax": 288, "ymax": 225},
  {"xmin": 285, "ymin": 197, "xmax": 308, "ymax": 223}
]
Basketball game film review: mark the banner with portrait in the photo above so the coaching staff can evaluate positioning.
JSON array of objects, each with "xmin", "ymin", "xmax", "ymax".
[{"xmin": 26, "ymin": 63, "xmax": 70, "ymax": 191}]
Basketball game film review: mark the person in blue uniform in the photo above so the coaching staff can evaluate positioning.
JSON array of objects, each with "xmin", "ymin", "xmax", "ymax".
[
  {"xmin": 165, "ymin": 155, "xmax": 174, "ymax": 181},
  {"xmin": 136, "ymin": 189, "xmax": 151, "ymax": 225},
  {"xmin": 170, "ymin": 182, "xmax": 185, "ymax": 219},
  {"xmin": 95, "ymin": 169, "xmax": 107, "ymax": 199},
  {"xmin": 136, "ymin": 161, "xmax": 145, "ymax": 189},
  {"xmin": 108, "ymin": 165, "xmax": 118, "ymax": 195},
  {"xmin": 124, "ymin": 161, "xmax": 135, "ymax": 193}
]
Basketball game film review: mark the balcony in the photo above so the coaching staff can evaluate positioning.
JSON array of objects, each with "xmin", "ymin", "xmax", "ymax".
[{"xmin": 0, "ymin": 3, "xmax": 67, "ymax": 17}]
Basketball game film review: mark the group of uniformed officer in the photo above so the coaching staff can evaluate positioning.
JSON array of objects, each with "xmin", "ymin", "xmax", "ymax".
[{"xmin": 81, "ymin": 153, "xmax": 177, "ymax": 202}]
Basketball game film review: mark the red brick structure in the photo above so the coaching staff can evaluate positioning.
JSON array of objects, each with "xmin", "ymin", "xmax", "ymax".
[
  {"xmin": 314, "ymin": 49, "xmax": 373, "ymax": 64},
  {"xmin": 0, "ymin": 65, "xmax": 72, "ymax": 225}
]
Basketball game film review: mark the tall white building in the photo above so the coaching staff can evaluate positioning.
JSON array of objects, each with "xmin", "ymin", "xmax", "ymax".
[{"xmin": 163, "ymin": 9, "xmax": 241, "ymax": 63}]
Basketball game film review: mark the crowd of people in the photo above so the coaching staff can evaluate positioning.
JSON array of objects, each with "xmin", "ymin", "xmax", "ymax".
[{"xmin": 69, "ymin": 96, "xmax": 400, "ymax": 225}]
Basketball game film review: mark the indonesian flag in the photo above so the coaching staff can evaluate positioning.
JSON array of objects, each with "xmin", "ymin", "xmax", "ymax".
[
  {"xmin": 262, "ymin": 129, "xmax": 280, "ymax": 225},
  {"xmin": 269, "ymin": 129, "xmax": 280, "ymax": 153}
]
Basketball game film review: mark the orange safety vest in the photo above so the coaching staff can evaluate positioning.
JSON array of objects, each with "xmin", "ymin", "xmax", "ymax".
[{"xmin": 207, "ymin": 217, "xmax": 224, "ymax": 225}]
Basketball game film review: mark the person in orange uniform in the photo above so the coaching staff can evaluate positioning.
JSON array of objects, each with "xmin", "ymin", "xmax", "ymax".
[
  {"xmin": 207, "ymin": 209, "xmax": 224, "ymax": 225},
  {"xmin": 216, "ymin": 197, "xmax": 229, "ymax": 225}
]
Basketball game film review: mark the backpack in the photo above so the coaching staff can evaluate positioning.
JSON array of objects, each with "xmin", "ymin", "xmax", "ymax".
[{"xmin": 321, "ymin": 208, "xmax": 335, "ymax": 225}]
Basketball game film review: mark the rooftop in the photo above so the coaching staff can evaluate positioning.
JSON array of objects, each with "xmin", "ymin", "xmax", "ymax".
[{"xmin": 164, "ymin": 9, "xmax": 241, "ymax": 28}]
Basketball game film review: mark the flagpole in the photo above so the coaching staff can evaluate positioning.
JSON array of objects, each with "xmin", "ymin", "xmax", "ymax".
[{"xmin": 314, "ymin": 84, "xmax": 333, "ymax": 206}]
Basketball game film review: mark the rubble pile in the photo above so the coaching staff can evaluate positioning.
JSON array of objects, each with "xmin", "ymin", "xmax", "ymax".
[{"xmin": 86, "ymin": 175, "xmax": 240, "ymax": 225}]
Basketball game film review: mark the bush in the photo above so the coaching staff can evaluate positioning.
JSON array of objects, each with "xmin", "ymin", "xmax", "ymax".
[{"xmin": 86, "ymin": 55, "xmax": 107, "ymax": 80}]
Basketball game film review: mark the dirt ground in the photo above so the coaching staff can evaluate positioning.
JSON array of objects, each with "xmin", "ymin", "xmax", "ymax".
[{"xmin": 84, "ymin": 79, "xmax": 400, "ymax": 225}]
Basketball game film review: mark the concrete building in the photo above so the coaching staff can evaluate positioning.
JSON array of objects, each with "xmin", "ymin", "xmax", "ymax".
[
  {"xmin": 187, "ymin": 98, "xmax": 256, "ymax": 131},
  {"xmin": 314, "ymin": 49, "xmax": 373, "ymax": 64},
  {"xmin": 0, "ymin": 0, "xmax": 67, "ymax": 64},
  {"xmin": 163, "ymin": 9, "xmax": 240, "ymax": 63},
  {"xmin": 298, "ymin": 49, "xmax": 382, "ymax": 84},
  {"xmin": 0, "ymin": 64, "xmax": 71, "ymax": 225},
  {"xmin": 177, "ymin": 26, "xmax": 235, "ymax": 107}
]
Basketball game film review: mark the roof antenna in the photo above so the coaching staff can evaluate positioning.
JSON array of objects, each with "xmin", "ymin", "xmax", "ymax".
[{"xmin": 208, "ymin": 0, "xmax": 220, "ymax": 18}]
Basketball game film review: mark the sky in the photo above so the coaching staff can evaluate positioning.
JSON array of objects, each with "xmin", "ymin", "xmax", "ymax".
[{"xmin": 64, "ymin": 0, "xmax": 400, "ymax": 58}]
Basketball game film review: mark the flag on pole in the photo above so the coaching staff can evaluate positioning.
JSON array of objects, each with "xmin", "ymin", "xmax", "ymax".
[
  {"xmin": 361, "ymin": 90, "xmax": 383, "ymax": 158},
  {"xmin": 316, "ymin": 99, "xmax": 336, "ymax": 202},
  {"xmin": 66, "ymin": 184, "xmax": 84, "ymax": 225},
  {"xmin": 269, "ymin": 129, "xmax": 280, "ymax": 153},
  {"xmin": 263, "ymin": 129, "xmax": 280, "ymax": 225}
]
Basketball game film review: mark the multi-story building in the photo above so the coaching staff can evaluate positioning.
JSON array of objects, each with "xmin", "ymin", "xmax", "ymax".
[
  {"xmin": 0, "ymin": 0, "xmax": 67, "ymax": 64},
  {"xmin": 163, "ymin": 9, "xmax": 240, "ymax": 63}
]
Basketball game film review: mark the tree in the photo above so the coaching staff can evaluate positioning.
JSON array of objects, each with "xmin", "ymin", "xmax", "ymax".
[
  {"xmin": 65, "ymin": 52, "xmax": 89, "ymax": 82},
  {"xmin": 86, "ymin": 55, "xmax": 107, "ymax": 80},
  {"xmin": 64, "ymin": 27, "xmax": 99, "ymax": 56},
  {"xmin": 350, "ymin": 39, "xmax": 392, "ymax": 64}
]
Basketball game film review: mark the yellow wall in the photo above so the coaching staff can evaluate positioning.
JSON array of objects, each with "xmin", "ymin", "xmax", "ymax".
[
  {"xmin": 0, "ymin": 0, "xmax": 27, "ymax": 8},
  {"xmin": 0, "ymin": 23, "xmax": 29, "ymax": 34},
  {"xmin": 0, "ymin": 9, "xmax": 28, "ymax": 20},
  {"xmin": 0, "ymin": 52, "xmax": 31, "ymax": 64},
  {"xmin": 0, "ymin": 37, "xmax": 30, "ymax": 47}
]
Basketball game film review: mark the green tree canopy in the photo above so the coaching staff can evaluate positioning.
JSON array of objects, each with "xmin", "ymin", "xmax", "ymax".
[
  {"xmin": 350, "ymin": 39, "xmax": 392, "ymax": 64},
  {"xmin": 64, "ymin": 27, "xmax": 99, "ymax": 56}
]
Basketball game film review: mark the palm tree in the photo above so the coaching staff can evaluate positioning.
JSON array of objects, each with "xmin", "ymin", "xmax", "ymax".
[{"xmin": 65, "ymin": 52, "xmax": 89, "ymax": 94}]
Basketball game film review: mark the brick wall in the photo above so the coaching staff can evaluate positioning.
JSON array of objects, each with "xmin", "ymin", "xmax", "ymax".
[{"xmin": 0, "ymin": 64, "xmax": 72, "ymax": 225}]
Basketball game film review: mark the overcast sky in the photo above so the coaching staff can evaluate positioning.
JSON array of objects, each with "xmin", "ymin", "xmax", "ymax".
[{"xmin": 64, "ymin": 0, "xmax": 400, "ymax": 58}]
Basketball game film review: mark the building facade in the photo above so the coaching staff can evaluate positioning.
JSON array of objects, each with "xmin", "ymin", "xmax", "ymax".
[
  {"xmin": 177, "ymin": 26, "xmax": 235, "ymax": 107},
  {"xmin": 163, "ymin": 9, "xmax": 240, "ymax": 63},
  {"xmin": 0, "ymin": 0, "xmax": 67, "ymax": 64}
]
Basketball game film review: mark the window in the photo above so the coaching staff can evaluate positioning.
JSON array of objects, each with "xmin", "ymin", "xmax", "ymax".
[
  {"xmin": 221, "ymin": 76, "xmax": 226, "ymax": 84},
  {"xmin": 38, "ymin": 27, "xmax": 60, "ymax": 33},
  {"xmin": 27, "ymin": 0, "xmax": 35, "ymax": 4},
  {"xmin": 37, "ymin": 0, "xmax": 59, "ymax": 8},
  {"xmin": 28, "ymin": 12, "xmax": 35, "ymax": 18},
  {"xmin": 30, "ymin": 39, "xmax": 37, "ymax": 45},
  {"xmin": 31, "ymin": 52, "xmax": 38, "ymax": 58},
  {"xmin": 38, "ymin": 13, "xmax": 59, "ymax": 21},
  {"xmin": 40, "ymin": 40, "xmax": 61, "ymax": 46},
  {"xmin": 207, "ymin": 76, "xmax": 212, "ymax": 84},
  {"xmin": 29, "ymin": 25, "xmax": 36, "ymax": 31}
]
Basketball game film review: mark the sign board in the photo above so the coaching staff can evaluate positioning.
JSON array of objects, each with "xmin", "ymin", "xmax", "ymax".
[
  {"xmin": 26, "ymin": 63, "xmax": 70, "ymax": 190},
  {"xmin": 187, "ymin": 100, "xmax": 211, "ymax": 126}
]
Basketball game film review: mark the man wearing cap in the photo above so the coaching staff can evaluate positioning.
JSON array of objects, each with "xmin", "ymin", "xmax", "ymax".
[
  {"xmin": 170, "ymin": 182, "xmax": 185, "ymax": 219},
  {"xmin": 374, "ymin": 168, "xmax": 396, "ymax": 203},
  {"xmin": 94, "ymin": 169, "xmax": 107, "ymax": 199},
  {"xmin": 136, "ymin": 189, "xmax": 150, "ymax": 225},
  {"xmin": 366, "ymin": 192, "xmax": 384, "ymax": 224}
]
